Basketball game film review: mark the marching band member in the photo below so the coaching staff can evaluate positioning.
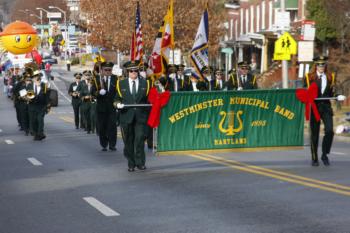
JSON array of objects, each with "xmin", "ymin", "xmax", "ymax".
[
  {"xmin": 114, "ymin": 60, "xmax": 150, "ymax": 171},
  {"xmin": 68, "ymin": 73, "xmax": 82, "ymax": 129},
  {"xmin": 91, "ymin": 62, "xmax": 118, "ymax": 151}
]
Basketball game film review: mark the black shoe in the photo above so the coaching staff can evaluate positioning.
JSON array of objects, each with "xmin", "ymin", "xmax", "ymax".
[
  {"xmin": 109, "ymin": 147, "xmax": 116, "ymax": 151},
  {"xmin": 101, "ymin": 148, "xmax": 107, "ymax": 152},
  {"xmin": 321, "ymin": 154, "xmax": 330, "ymax": 166},
  {"xmin": 33, "ymin": 136, "xmax": 40, "ymax": 141},
  {"xmin": 311, "ymin": 160, "xmax": 319, "ymax": 167},
  {"xmin": 76, "ymin": 126, "xmax": 79, "ymax": 129},
  {"xmin": 87, "ymin": 131, "xmax": 91, "ymax": 134},
  {"xmin": 128, "ymin": 168, "xmax": 135, "ymax": 172},
  {"xmin": 25, "ymin": 131, "xmax": 29, "ymax": 136},
  {"xmin": 137, "ymin": 165, "xmax": 147, "ymax": 170}
]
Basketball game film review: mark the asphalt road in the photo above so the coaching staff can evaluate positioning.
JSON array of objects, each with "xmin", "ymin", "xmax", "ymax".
[{"xmin": 0, "ymin": 67, "xmax": 350, "ymax": 233}]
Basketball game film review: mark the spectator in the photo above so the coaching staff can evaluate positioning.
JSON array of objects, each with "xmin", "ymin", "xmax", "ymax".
[{"xmin": 45, "ymin": 62, "xmax": 51, "ymax": 79}]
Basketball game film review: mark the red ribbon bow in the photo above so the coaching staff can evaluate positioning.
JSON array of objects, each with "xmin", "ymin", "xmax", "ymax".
[
  {"xmin": 295, "ymin": 82, "xmax": 320, "ymax": 122},
  {"xmin": 147, "ymin": 87, "xmax": 171, "ymax": 128}
]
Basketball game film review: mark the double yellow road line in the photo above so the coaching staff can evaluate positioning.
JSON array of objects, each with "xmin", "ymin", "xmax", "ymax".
[{"xmin": 188, "ymin": 152, "xmax": 350, "ymax": 197}]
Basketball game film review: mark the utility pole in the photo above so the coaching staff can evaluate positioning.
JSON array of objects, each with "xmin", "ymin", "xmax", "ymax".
[{"xmin": 281, "ymin": 0, "xmax": 289, "ymax": 88}]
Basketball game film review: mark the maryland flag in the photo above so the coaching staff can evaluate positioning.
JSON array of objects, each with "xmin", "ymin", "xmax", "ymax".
[
  {"xmin": 161, "ymin": 0, "xmax": 174, "ymax": 63},
  {"xmin": 149, "ymin": 23, "xmax": 165, "ymax": 77}
]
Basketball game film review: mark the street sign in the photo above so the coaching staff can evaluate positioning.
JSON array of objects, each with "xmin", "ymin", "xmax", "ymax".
[
  {"xmin": 298, "ymin": 41, "xmax": 314, "ymax": 62},
  {"xmin": 273, "ymin": 12, "xmax": 291, "ymax": 31},
  {"xmin": 47, "ymin": 12, "xmax": 62, "ymax": 19},
  {"xmin": 273, "ymin": 32, "xmax": 297, "ymax": 61},
  {"xmin": 48, "ymin": 37, "xmax": 54, "ymax": 45},
  {"xmin": 301, "ymin": 20, "xmax": 316, "ymax": 41},
  {"xmin": 221, "ymin": 47, "xmax": 234, "ymax": 54}
]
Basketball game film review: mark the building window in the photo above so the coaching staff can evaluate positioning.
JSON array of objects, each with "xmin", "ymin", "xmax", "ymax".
[
  {"xmin": 257, "ymin": 5, "xmax": 260, "ymax": 32},
  {"xmin": 250, "ymin": 6, "xmax": 254, "ymax": 33},
  {"xmin": 262, "ymin": 1, "xmax": 265, "ymax": 29},
  {"xmin": 240, "ymin": 8, "xmax": 244, "ymax": 35},
  {"xmin": 246, "ymin": 8, "xmax": 249, "ymax": 34},
  {"xmin": 269, "ymin": 1, "xmax": 273, "ymax": 29},
  {"xmin": 235, "ymin": 19, "xmax": 238, "ymax": 41}
]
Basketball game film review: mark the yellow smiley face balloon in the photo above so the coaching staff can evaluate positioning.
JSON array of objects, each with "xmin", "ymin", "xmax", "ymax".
[{"xmin": 0, "ymin": 21, "xmax": 38, "ymax": 55}]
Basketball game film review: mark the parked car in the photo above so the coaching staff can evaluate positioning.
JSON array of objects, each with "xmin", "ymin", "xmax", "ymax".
[{"xmin": 42, "ymin": 55, "xmax": 58, "ymax": 65}]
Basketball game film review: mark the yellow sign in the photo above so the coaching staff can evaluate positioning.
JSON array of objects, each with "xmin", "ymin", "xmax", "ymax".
[
  {"xmin": 48, "ymin": 37, "xmax": 54, "ymax": 45},
  {"xmin": 273, "ymin": 53, "xmax": 291, "ymax": 61},
  {"xmin": 274, "ymin": 32, "xmax": 297, "ymax": 60},
  {"xmin": 93, "ymin": 55, "xmax": 106, "ymax": 63},
  {"xmin": 60, "ymin": 39, "xmax": 65, "ymax": 46}
]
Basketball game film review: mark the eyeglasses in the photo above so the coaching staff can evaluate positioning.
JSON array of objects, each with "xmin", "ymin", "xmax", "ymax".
[
  {"xmin": 241, "ymin": 68, "xmax": 249, "ymax": 70},
  {"xmin": 129, "ymin": 69, "xmax": 138, "ymax": 73},
  {"xmin": 103, "ymin": 69, "xmax": 112, "ymax": 72}
]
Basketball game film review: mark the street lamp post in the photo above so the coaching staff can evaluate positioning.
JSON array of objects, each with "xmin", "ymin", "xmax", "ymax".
[
  {"xmin": 49, "ymin": 6, "xmax": 68, "ymax": 63},
  {"xmin": 36, "ymin": 8, "xmax": 51, "ymax": 24},
  {"xmin": 36, "ymin": 8, "xmax": 52, "ymax": 50}
]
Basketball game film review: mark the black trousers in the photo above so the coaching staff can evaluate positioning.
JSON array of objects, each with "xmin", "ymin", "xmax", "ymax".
[
  {"xmin": 97, "ymin": 111, "xmax": 117, "ymax": 148},
  {"xmin": 121, "ymin": 117, "xmax": 146, "ymax": 169},
  {"xmin": 310, "ymin": 103, "xmax": 334, "ymax": 161},
  {"xmin": 29, "ymin": 106, "xmax": 46, "ymax": 137},
  {"xmin": 72, "ymin": 104, "xmax": 80, "ymax": 128},
  {"xmin": 19, "ymin": 101, "xmax": 29, "ymax": 133}
]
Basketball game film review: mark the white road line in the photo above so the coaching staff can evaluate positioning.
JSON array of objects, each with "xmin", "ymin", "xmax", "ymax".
[
  {"xmin": 51, "ymin": 79, "xmax": 71, "ymax": 103},
  {"xmin": 27, "ymin": 157, "xmax": 43, "ymax": 166},
  {"xmin": 5, "ymin": 140, "xmax": 14, "ymax": 144},
  {"xmin": 0, "ymin": 129, "xmax": 2, "ymax": 132},
  {"xmin": 332, "ymin": 152, "xmax": 346, "ymax": 155},
  {"xmin": 83, "ymin": 197, "xmax": 120, "ymax": 217}
]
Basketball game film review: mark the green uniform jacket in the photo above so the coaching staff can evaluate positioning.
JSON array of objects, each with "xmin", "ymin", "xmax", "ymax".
[{"xmin": 115, "ymin": 78, "xmax": 150, "ymax": 125}]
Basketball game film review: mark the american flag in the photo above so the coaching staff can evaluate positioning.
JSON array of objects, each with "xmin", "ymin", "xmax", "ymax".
[{"xmin": 132, "ymin": 2, "xmax": 143, "ymax": 61}]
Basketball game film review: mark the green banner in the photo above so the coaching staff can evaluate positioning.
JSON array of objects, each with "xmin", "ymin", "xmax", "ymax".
[{"xmin": 157, "ymin": 89, "xmax": 304, "ymax": 152}]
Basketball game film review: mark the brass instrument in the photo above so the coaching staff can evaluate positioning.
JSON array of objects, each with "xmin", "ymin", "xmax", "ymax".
[
  {"xmin": 72, "ymin": 91, "xmax": 80, "ymax": 97},
  {"xmin": 26, "ymin": 90, "xmax": 35, "ymax": 100}
]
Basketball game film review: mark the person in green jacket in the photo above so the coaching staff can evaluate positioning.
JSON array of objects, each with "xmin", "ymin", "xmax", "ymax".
[{"xmin": 114, "ymin": 60, "xmax": 150, "ymax": 172}]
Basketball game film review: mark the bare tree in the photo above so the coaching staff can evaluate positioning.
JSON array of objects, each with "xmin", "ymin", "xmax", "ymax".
[{"xmin": 80, "ymin": 0, "xmax": 225, "ymax": 56}]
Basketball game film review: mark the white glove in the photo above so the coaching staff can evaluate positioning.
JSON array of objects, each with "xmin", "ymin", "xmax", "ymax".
[
  {"xmin": 116, "ymin": 103, "xmax": 124, "ymax": 109},
  {"xmin": 158, "ymin": 85, "xmax": 165, "ymax": 93},
  {"xmin": 337, "ymin": 95, "xmax": 346, "ymax": 101},
  {"xmin": 99, "ymin": 89, "xmax": 106, "ymax": 95},
  {"xmin": 237, "ymin": 87, "xmax": 243, "ymax": 91}
]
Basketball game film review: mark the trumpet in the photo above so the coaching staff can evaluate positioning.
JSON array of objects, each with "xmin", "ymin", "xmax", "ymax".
[{"xmin": 27, "ymin": 90, "xmax": 35, "ymax": 99}]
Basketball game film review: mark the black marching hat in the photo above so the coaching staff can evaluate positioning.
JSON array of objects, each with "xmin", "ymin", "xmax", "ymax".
[
  {"xmin": 101, "ymin": 61, "xmax": 114, "ymax": 68},
  {"xmin": 313, "ymin": 56, "xmax": 328, "ymax": 65},
  {"xmin": 238, "ymin": 61, "xmax": 250, "ymax": 69},
  {"xmin": 215, "ymin": 69, "xmax": 224, "ymax": 75},
  {"xmin": 124, "ymin": 60, "xmax": 140, "ymax": 70},
  {"xmin": 83, "ymin": 70, "xmax": 92, "ymax": 76},
  {"xmin": 32, "ymin": 70, "xmax": 43, "ymax": 78},
  {"xmin": 74, "ymin": 73, "xmax": 82, "ymax": 78}
]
